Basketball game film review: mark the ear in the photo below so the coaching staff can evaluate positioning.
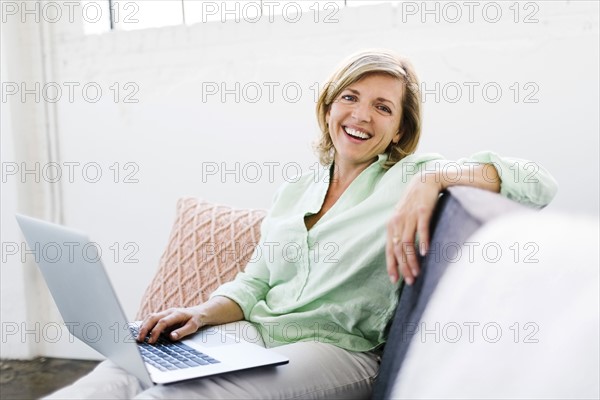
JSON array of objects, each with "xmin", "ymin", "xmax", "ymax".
[{"xmin": 392, "ymin": 130, "xmax": 401, "ymax": 145}]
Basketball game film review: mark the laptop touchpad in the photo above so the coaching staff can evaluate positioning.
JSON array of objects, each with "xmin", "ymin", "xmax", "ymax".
[{"xmin": 188, "ymin": 326, "xmax": 238, "ymax": 348}]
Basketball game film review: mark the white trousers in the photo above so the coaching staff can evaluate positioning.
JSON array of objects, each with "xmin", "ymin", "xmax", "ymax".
[{"xmin": 45, "ymin": 322, "xmax": 380, "ymax": 399}]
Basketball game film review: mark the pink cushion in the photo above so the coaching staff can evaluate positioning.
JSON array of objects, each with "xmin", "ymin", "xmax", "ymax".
[{"xmin": 136, "ymin": 198, "xmax": 266, "ymax": 320}]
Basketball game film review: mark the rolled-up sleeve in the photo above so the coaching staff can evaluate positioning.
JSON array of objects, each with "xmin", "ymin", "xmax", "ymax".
[
  {"xmin": 458, "ymin": 151, "xmax": 558, "ymax": 208},
  {"xmin": 209, "ymin": 240, "xmax": 271, "ymax": 318}
]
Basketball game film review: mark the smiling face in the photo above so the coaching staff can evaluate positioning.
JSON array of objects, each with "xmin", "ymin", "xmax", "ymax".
[{"xmin": 326, "ymin": 73, "xmax": 404, "ymax": 172}]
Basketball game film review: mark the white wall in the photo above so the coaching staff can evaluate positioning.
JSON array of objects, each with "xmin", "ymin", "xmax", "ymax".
[
  {"xmin": 1, "ymin": 1, "xmax": 598, "ymax": 360},
  {"xmin": 1, "ymin": 6, "xmax": 65, "ymax": 359}
]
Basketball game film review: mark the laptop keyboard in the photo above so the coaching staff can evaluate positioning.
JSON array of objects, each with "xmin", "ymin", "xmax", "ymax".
[{"xmin": 130, "ymin": 327, "xmax": 220, "ymax": 372}]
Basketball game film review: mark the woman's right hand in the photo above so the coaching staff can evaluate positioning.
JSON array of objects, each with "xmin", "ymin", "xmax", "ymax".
[
  {"xmin": 137, "ymin": 305, "xmax": 204, "ymax": 344},
  {"xmin": 136, "ymin": 296, "xmax": 244, "ymax": 344}
]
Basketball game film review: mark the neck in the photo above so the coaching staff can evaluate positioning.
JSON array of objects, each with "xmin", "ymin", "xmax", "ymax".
[{"xmin": 330, "ymin": 157, "xmax": 377, "ymax": 189}]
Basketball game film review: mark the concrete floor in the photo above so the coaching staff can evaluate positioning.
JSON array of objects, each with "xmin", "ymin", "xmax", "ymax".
[{"xmin": 0, "ymin": 357, "xmax": 100, "ymax": 399}]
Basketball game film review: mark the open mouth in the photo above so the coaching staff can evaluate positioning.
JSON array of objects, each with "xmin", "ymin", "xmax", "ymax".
[{"xmin": 343, "ymin": 126, "xmax": 372, "ymax": 141}]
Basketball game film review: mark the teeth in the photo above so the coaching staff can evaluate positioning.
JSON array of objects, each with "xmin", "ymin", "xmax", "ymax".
[{"xmin": 344, "ymin": 127, "xmax": 370, "ymax": 139}]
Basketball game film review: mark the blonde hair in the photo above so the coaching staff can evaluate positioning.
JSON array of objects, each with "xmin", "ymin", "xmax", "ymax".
[{"xmin": 315, "ymin": 49, "xmax": 421, "ymax": 169}]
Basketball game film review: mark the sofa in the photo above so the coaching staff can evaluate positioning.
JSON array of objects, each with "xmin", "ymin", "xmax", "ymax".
[
  {"xmin": 373, "ymin": 187, "xmax": 599, "ymax": 399},
  {"xmin": 137, "ymin": 187, "xmax": 599, "ymax": 399}
]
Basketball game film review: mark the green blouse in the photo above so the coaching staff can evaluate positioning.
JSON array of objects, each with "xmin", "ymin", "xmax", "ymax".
[{"xmin": 210, "ymin": 151, "xmax": 558, "ymax": 352}]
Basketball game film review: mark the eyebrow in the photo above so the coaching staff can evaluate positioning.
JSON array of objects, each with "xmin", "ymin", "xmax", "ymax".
[{"xmin": 344, "ymin": 88, "xmax": 398, "ymax": 110}]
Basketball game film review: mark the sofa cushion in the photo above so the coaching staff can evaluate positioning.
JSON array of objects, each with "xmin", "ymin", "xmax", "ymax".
[
  {"xmin": 136, "ymin": 198, "xmax": 266, "ymax": 320},
  {"xmin": 372, "ymin": 187, "xmax": 530, "ymax": 399},
  {"xmin": 389, "ymin": 212, "xmax": 599, "ymax": 398}
]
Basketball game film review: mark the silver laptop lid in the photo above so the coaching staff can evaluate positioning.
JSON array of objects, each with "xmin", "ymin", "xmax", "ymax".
[{"xmin": 16, "ymin": 214, "xmax": 153, "ymax": 388}]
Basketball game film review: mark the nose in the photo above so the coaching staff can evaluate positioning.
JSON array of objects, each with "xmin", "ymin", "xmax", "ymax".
[{"xmin": 351, "ymin": 101, "xmax": 371, "ymax": 123}]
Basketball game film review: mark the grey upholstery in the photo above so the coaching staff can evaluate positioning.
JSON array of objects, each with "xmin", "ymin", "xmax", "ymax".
[{"xmin": 372, "ymin": 187, "xmax": 530, "ymax": 399}]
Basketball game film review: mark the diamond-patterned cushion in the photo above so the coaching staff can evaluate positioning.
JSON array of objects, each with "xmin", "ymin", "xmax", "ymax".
[{"xmin": 136, "ymin": 198, "xmax": 266, "ymax": 320}]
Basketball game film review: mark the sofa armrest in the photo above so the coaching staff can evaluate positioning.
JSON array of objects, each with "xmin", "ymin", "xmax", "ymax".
[
  {"xmin": 388, "ymin": 212, "xmax": 599, "ymax": 399},
  {"xmin": 372, "ymin": 186, "xmax": 531, "ymax": 399}
]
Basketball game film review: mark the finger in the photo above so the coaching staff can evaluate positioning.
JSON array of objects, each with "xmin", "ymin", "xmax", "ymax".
[
  {"xmin": 147, "ymin": 314, "xmax": 175, "ymax": 344},
  {"xmin": 137, "ymin": 311, "xmax": 166, "ymax": 342},
  {"xmin": 386, "ymin": 234, "xmax": 399, "ymax": 283},
  {"xmin": 398, "ymin": 249, "xmax": 413, "ymax": 285},
  {"xmin": 136, "ymin": 321, "xmax": 147, "ymax": 342},
  {"xmin": 169, "ymin": 318, "xmax": 201, "ymax": 341},
  {"xmin": 393, "ymin": 235, "xmax": 413, "ymax": 285},
  {"xmin": 402, "ymin": 233, "xmax": 419, "ymax": 278},
  {"xmin": 401, "ymin": 219, "xmax": 421, "ymax": 278},
  {"xmin": 147, "ymin": 310, "xmax": 187, "ymax": 344},
  {"xmin": 417, "ymin": 206, "xmax": 432, "ymax": 256},
  {"xmin": 402, "ymin": 238, "xmax": 420, "ymax": 279}
]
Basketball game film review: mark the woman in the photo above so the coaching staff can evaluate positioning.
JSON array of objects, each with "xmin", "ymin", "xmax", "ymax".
[{"xmin": 47, "ymin": 49, "xmax": 557, "ymax": 399}]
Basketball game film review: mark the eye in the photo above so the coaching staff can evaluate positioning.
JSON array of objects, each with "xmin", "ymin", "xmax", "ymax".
[
  {"xmin": 340, "ymin": 94, "xmax": 357, "ymax": 102},
  {"xmin": 377, "ymin": 105, "xmax": 392, "ymax": 114}
]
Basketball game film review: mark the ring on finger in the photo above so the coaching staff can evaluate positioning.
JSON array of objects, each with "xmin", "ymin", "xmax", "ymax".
[{"xmin": 392, "ymin": 236, "xmax": 400, "ymax": 245}]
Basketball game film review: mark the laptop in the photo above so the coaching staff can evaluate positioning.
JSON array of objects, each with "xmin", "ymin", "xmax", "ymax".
[{"xmin": 16, "ymin": 214, "xmax": 289, "ymax": 388}]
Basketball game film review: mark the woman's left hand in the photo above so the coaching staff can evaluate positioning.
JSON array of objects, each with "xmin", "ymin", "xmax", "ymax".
[
  {"xmin": 386, "ymin": 162, "xmax": 500, "ymax": 285},
  {"xmin": 386, "ymin": 173, "xmax": 442, "ymax": 285}
]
